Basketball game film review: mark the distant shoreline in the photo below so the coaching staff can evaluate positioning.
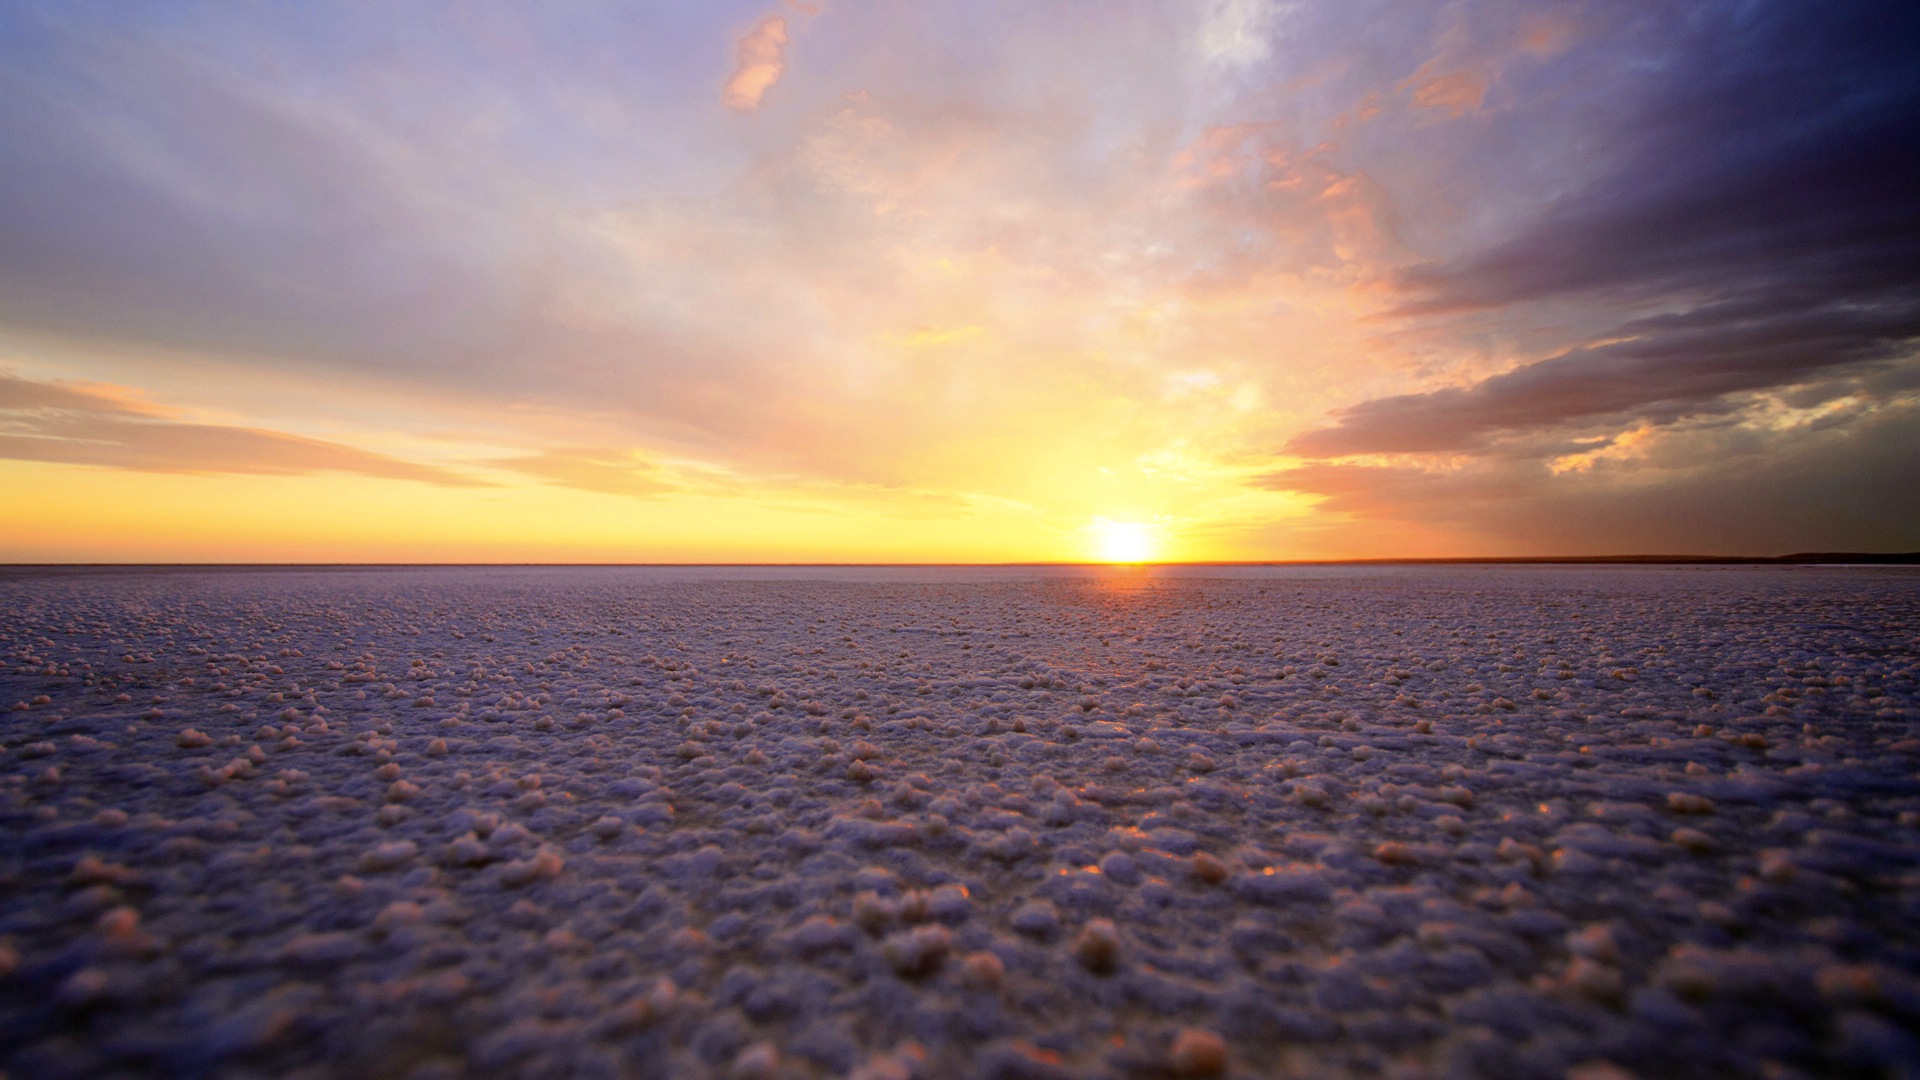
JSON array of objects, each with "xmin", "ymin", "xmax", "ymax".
[{"xmin": 2, "ymin": 551, "xmax": 1916, "ymax": 574}]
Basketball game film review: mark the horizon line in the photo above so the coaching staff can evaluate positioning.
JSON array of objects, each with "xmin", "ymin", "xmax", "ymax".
[{"xmin": 3, "ymin": 551, "xmax": 1917, "ymax": 571}]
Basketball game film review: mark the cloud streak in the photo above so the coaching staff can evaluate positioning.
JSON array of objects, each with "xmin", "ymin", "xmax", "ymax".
[
  {"xmin": 723, "ymin": 15, "xmax": 790, "ymax": 111},
  {"xmin": 0, "ymin": 373, "xmax": 486, "ymax": 487},
  {"xmin": 1290, "ymin": 295, "xmax": 1920, "ymax": 455}
]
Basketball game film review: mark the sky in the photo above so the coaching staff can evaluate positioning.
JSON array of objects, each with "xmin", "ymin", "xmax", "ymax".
[{"xmin": 1, "ymin": 0, "xmax": 1916, "ymax": 563}]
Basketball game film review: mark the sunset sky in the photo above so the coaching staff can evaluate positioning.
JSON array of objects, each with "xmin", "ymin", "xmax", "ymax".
[{"xmin": 2, "ymin": 0, "xmax": 1915, "ymax": 562}]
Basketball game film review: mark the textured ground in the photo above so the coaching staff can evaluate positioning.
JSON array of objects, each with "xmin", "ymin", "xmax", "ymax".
[{"xmin": 2, "ymin": 565, "xmax": 1918, "ymax": 1080}]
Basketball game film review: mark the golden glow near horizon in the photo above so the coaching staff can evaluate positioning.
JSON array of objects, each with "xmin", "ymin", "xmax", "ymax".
[{"xmin": 1091, "ymin": 519, "xmax": 1157, "ymax": 564}]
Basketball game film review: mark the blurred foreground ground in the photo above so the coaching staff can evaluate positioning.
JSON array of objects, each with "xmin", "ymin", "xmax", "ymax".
[{"xmin": 2, "ymin": 565, "xmax": 1917, "ymax": 1079}]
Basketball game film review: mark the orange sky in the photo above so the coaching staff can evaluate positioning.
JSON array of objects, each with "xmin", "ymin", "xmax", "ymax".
[{"xmin": 2, "ymin": 1, "xmax": 1915, "ymax": 562}]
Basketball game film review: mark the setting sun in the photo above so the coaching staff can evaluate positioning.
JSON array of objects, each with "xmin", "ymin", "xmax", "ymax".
[{"xmin": 1091, "ymin": 519, "xmax": 1157, "ymax": 564}]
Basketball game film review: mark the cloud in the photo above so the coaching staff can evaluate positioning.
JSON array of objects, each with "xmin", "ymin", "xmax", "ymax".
[
  {"xmin": 1515, "ymin": 12, "xmax": 1578, "ymax": 57},
  {"xmin": 1198, "ymin": 0, "xmax": 1284, "ymax": 69},
  {"xmin": 1401, "ymin": 69, "xmax": 1486, "ymax": 114},
  {"xmin": 492, "ymin": 448, "xmax": 677, "ymax": 498},
  {"xmin": 0, "ymin": 374, "xmax": 177, "ymax": 419},
  {"xmin": 0, "ymin": 0, "xmax": 1382, "ymax": 496},
  {"xmin": 1258, "ymin": 396, "xmax": 1920, "ymax": 554},
  {"xmin": 1290, "ymin": 294, "xmax": 1920, "ymax": 455},
  {"xmin": 1389, "ymin": 1, "xmax": 1920, "ymax": 313},
  {"xmin": 723, "ymin": 15, "xmax": 790, "ymax": 112},
  {"xmin": 0, "ymin": 372, "xmax": 486, "ymax": 487},
  {"xmin": 1170, "ymin": 122, "xmax": 1403, "ymax": 280},
  {"xmin": 1287, "ymin": 0, "xmax": 1920, "ymax": 468},
  {"xmin": 1389, "ymin": 105, "xmax": 1920, "ymax": 316},
  {"xmin": 0, "ymin": 15, "xmax": 524, "ymax": 375}
]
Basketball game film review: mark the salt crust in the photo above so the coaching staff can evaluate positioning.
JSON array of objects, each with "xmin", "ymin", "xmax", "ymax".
[{"xmin": 0, "ymin": 565, "xmax": 1917, "ymax": 1078}]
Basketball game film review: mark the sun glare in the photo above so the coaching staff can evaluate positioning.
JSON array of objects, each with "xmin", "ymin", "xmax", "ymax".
[{"xmin": 1092, "ymin": 519, "xmax": 1156, "ymax": 563}]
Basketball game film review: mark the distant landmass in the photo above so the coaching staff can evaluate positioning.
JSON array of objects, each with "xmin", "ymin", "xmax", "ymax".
[
  {"xmin": 1231, "ymin": 551, "xmax": 1920, "ymax": 566},
  {"xmin": 1, "ymin": 552, "xmax": 1917, "ymax": 574}
]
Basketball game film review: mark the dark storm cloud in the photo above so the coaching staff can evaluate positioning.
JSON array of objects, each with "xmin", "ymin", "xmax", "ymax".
[
  {"xmin": 1292, "ymin": 292, "xmax": 1920, "ymax": 455},
  {"xmin": 1262, "ymin": 399, "xmax": 1920, "ymax": 555},
  {"xmin": 1392, "ymin": 13, "xmax": 1920, "ymax": 314},
  {"xmin": 1292, "ymin": 0, "xmax": 1920, "ymax": 459}
]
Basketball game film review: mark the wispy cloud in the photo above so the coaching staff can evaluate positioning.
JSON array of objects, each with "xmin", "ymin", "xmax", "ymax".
[
  {"xmin": 1197, "ymin": 0, "xmax": 1285, "ymax": 70},
  {"xmin": 723, "ymin": 15, "xmax": 790, "ymax": 112},
  {"xmin": 1400, "ymin": 67, "xmax": 1485, "ymax": 115},
  {"xmin": 0, "ymin": 372, "xmax": 486, "ymax": 487}
]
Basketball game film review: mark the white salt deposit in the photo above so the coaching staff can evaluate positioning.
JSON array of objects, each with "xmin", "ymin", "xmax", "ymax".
[{"xmin": 0, "ymin": 564, "xmax": 1917, "ymax": 1078}]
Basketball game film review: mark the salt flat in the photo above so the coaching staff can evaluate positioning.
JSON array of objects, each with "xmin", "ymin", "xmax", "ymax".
[{"xmin": 2, "ymin": 565, "xmax": 1917, "ymax": 1079}]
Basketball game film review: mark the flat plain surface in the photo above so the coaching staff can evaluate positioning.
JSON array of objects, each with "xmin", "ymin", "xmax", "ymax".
[{"xmin": 2, "ymin": 565, "xmax": 1918, "ymax": 1079}]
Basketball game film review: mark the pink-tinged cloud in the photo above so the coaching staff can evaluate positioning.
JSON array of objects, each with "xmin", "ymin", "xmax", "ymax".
[
  {"xmin": 1517, "ymin": 13, "xmax": 1578, "ymax": 57},
  {"xmin": 1408, "ymin": 72, "xmax": 1485, "ymax": 112},
  {"xmin": 1400, "ymin": 64, "xmax": 1487, "ymax": 115},
  {"xmin": 0, "ymin": 372, "xmax": 486, "ymax": 487},
  {"xmin": 723, "ymin": 15, "xmax": 789, "ymax": 112},
  {"xmin": 1171, "ymin": 123, "xmax": 1402, "ymax": 276}
]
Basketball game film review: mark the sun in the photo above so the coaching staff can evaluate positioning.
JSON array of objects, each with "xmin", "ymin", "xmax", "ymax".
[{"xmin": 1091, "ymin": 519, "xmax": 1157, "ymax": 564}]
